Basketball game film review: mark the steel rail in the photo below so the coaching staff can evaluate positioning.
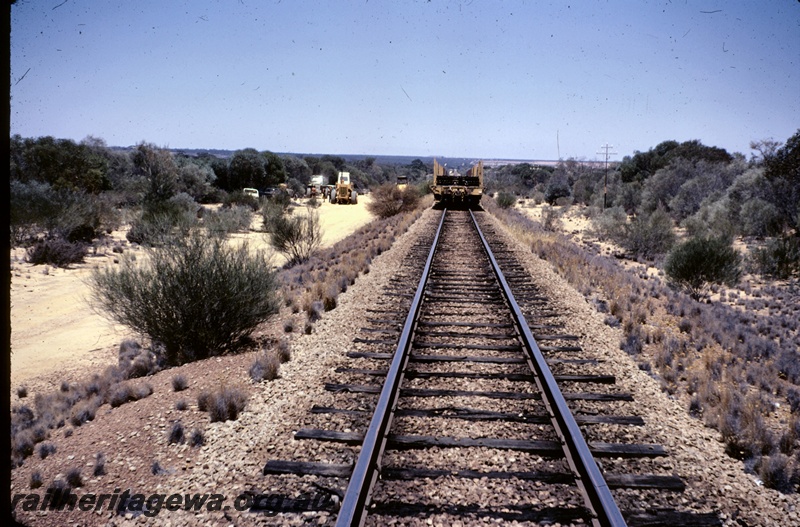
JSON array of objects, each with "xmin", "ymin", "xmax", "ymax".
[
  {"xmin": 470, "ymin": 210, "xmax": 627, "ymax": 527},
  {"xmin": 335, "ymin": 209, "xmax": 448, "ymax": 527}
]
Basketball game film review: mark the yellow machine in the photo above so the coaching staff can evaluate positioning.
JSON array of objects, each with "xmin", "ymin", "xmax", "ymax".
[
  {"xmin": 397, "ymin": 175, "xmax": 408, "ymax": 190},
  {"xmin": 430, "ymin": 159, "xmax": 483, "ymax": 206},
  {"xmin": 332, "ymin": 172, "xmax": 358, "ymax": 204}
]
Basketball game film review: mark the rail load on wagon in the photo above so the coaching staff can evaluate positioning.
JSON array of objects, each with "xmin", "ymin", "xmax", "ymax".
[{"xmin": 430, "ymin": 158, "xmax": 483, "ymax": 207}]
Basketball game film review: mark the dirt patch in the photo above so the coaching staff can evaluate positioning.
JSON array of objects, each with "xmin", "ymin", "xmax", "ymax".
[{"xmin": 9, "ymin": 196, "xmax": 375, "ymax": 391}]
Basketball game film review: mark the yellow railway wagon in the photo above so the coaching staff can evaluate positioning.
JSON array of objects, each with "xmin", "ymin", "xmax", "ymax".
[{"xmin": 430, "ymin": 159, "xmax": 483, "ymax": 206}]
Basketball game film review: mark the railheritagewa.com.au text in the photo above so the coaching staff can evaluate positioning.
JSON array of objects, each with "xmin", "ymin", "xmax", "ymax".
[{"xmin": 11, "ymin": 487, "xmax": 287, "ymax": 518}]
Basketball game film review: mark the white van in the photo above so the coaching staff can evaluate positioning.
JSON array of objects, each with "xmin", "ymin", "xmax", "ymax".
[{"xmin": 243, "ymin": 188, "xmax": 259, "ymax": 198}]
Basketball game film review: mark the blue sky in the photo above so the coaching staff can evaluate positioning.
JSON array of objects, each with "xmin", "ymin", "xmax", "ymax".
[{"xmin": 10, "ymin": 0, "xmax": 800, "ymax": 161}]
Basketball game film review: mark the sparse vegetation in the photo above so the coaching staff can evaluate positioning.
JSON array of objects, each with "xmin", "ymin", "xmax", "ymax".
[
  {"xmin": 168, "ymin": 421, "xmax": 185, "ymax": 444},
  {"xmin": 485, "ymin": 196, "xmax": 800, "ymax": 493},
  {"xmin": 249, "ymin": 352, "xmax": 280, "ymax": 382},
  {"xmin": 189, "ymin": 428, "xmax": 205, "ymax": 447},
  {"xmin": 171, "ymin": 374, "xmax": 188, "ymax": 392},
  {"xmin": 26, "ymin": 238, "xmax": 88, "ymax": 267},
  {"xmin": 37, "ymin": 442, "xmax": 56, "ymax": 459},
  {"xmin": 65, "ymin": 467, "xmax": 83, "ymax": 487},
  {"xmin": 30, "ymin": 471, "xmax": 43, "ymax": 489},
  {"xmin": 108, "ymin": 382, "xmax": 153, "ymax": 408},
  {"xmin": 93, "ymin": 452, "xmax": 106, "ymax": 476},
  {"xmin": 197, "ymin": 385, "xmax": 249, "ymax": 422}
]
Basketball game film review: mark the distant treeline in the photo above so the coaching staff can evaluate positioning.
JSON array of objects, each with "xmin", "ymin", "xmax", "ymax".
[{"xmin": 485, "ymin": 131, "xmax": 799, "ymax": 240}]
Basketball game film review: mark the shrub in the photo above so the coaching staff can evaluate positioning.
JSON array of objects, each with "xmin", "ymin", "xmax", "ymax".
[
  {"xmin": 541, "ymin": 205, "xmax": 562, "ymax": 232},
  {"xmin": 17, "ymin": 385, "xmax": 28, "ymax": 398},
  {"xmin": 759, "ymin": 454, "xmax": 795, "ymax": 493},
  {"xmin": 224, "ymin": 190, "xmax": 260, "ymax": 211},
  {"xmin": 495, "ymin": 191, "xmax": 517, "ymax": 209},
  {"xmin": 261, "ymin": 200, "xmax": 286, "ymax": 233},
  {"xmin": 200, "ymin": 385, "xmax": 249, "ymax": 423},
  {"xmin": 665, "ymin": 236, "xmax": 742, "ymax": 299},
  {"xmin": 151, "ymin": 460, "xmax": 168, "ymax": 475},
  {"xmin": 26, "ymin": 239, "xmax": 88, "ymax": 267},
  {"xmin": 37, "ymin": 442, "xmax": 56, "ymax": 459},
  {"xmin": 176, "ymin": 399, "xmax": 188, "ymax": 411},
  {"xmin": 620, "ymin": 207, "xmax": 676, "ymax": 258},
  {"xmin": 276, "ymin": 339, "xmax": 291, "ymax": 363},
  {"xmin": 171, "ymin": 375, "xmax": 188, "ymax": 392},
  {"xmin": 126, "ymin": 196, "xmax": 199, "ymax": 246},
  {"xmin": 249, "ymin": 352, "xmax": 280, "ymax": 382},
  {"xmin": 189, "ymin": 428, "xmax": 205, "ymax": 447},
  {"xmin": 366, "ymin": 184, "xmax": 420, "ymax": 219},
  {"xmin": 70, "ymin": 397, "xmax": 100, "ymax": 426},
  {"xmin": 65, "ymin": 467, "xmax": 83, "ymax": 487},
  {"xmin": 204, "ymin": 205, "xmax": 253, "ymax": 237},
  {"xmin": 751, "ymin": 235, "xmax": 800, "ymax": 280},
  {"xmin": 90, "ymin": 234, "xmax": 279, "ymax": 365},
  {"xmin": 107, "ymin": 382, "xmax": 153, "ymax": 408},
  {"xmin": 590, "ymin": 206, "xmax": 627, "ymax": 241},
  {"xmin": 545, "ymin": 174, "xmax": 571, "ymax": 205},
  {"xmin": 168, "ymin": 421, "xmax": 185, "ymax": 444},
  {"xmin": 30, "ymin": 471, "xmax": 43, "ymax": 489},
  {"xmin": 93, "ymin": 453, "xmax": 106, "ymax": 476},
  {"xmin": 268, "ymin": 207, "xmax": 323, "ymax": 266},
  {"xmin": 739, "ymin": 198, "xmax": 782, "ymax": 237}
]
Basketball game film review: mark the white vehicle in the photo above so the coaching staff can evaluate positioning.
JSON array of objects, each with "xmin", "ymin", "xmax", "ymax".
[{"xmin": 243, "ymin": 188, "xmax": 259, "ymax": 198}]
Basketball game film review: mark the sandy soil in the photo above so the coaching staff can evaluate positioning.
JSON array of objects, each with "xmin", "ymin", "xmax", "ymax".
[{"xmin": 9, "ymin": 195, "xmax": 375, "ymax": 391}]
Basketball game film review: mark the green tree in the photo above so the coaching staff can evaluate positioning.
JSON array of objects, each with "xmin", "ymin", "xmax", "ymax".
[
  {"xmin": 262, "ymin": 151, "xmax": 287, "ymax": 187},
  {"xmin": 664, "ymin": 236, "xmax": 742, "ymax": 299},
  {"xmin": 620, "ymin": 206, "xmax": 676, "ymax": 258},
  {"xmin": 133, "ymin": 142, "xmax": 178, "ymax": 203},
  {"xmin": 228, "ymin": 148, "xmax": 265, "ymax": 191},
  {"xmin": 763, "ymin": 129, "xmax": 800, "ymax": 231},
  {"xmin": 282, "ymin": 155, "xmax": 312, "ymax": 185},
  {"xmin": 12, "ymin": 136, "xmax": 110, "ymax": 192},
  {"xmin": 544, "ymin": 173, "xmax": 571, "ymax": 204}
]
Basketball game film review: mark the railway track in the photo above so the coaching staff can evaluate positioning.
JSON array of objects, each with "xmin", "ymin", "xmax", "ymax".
[{"xmin": 262, "ymin": 208, "xmax": 722, "ymax": 526}]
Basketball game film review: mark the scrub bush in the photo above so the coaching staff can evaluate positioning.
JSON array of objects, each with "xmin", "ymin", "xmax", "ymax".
[
  {"xmin": 665, "ymin": 236, "xmax": 742, "ymax": 299},
  {"xmin": 26, "ymin": 239, "xmax": 87, "ymax": 267},
  {"xmin": 90, "ymin": 234, "xmax": 279, "ymax": 365},
  {"xmin": 495, "ymin": 191, "xmax": 517, "ymax": 209},
  {"xmin": 366, "ymin": 183, "xmax": 420, "ymax": 219},
  {"xmin": 267, "ymin": 207, "xmax": 323, "ymax": 266}
]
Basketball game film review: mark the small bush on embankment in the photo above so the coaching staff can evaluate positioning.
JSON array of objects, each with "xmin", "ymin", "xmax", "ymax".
[
  {"xmin": 366, "ymin": 183, "xmax": 421, "ymax": 219},
  {"xmin": 484, "ymin": 196, "xmax": 800, "ymax": 493},
  {"xmin": 89, "ymin": 232, "xmax": 279, "ymax": 366},
  {"xmin": 9, "ymin": 340, "xmax": 163, "ymax": 468}
]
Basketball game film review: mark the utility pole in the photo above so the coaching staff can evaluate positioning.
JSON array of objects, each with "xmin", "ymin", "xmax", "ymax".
[{"xmin": 596, "ymin": 143, "xmax": 617, "ymax": 210}]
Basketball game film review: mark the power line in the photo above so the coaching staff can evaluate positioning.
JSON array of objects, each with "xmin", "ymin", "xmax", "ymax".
[{"xmin": 596, "ymin": 143, "xmax": 617, "ymax": 210}]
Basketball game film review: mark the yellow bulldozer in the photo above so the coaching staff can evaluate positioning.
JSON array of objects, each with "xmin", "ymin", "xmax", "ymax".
[{"xmin": 332, "ymin": 171, "xmax": 358, "ymax": 204}]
